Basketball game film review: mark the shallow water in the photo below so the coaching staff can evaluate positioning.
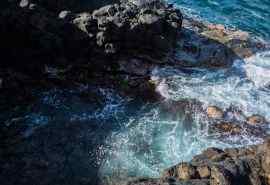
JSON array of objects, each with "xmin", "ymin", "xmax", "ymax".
[{"xmin": 2, "ymin": 1, "xmax": 270, "ymax": 184}]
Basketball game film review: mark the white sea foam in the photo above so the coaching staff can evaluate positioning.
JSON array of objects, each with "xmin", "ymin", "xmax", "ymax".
[
  {"xmin": 149, "ymin": 51, "xmax": 270, "ymax": 120},
  {"xmin": 23, "ymin": 51, "xmax": 270, "ymax": 183},
  {"xmin": 244, "ymin": 51, "xmax": 270, "ymax": 87},
  {"xmin": 100, "ymin": 51, "xmax": 270, "ymax": 183}
]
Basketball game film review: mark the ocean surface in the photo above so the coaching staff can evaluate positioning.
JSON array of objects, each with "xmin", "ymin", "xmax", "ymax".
[
  {"xmin": 170, "ymin": 0, "xmax": 270, "ymax": 40},
  {"xmin": 3, "ymin": 1, "xmax": 270, "ymax": 184}
]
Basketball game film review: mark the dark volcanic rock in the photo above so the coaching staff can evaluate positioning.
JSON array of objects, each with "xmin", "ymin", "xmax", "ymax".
[
  {"xmin": 0, "ymin": 0, "xmax": 182, "ymax": 73},
  {"xmin": 17, "ymin": 0, "xmax": 119, "ymax": 13},
  {"xmin": 0, "ymin": 0, "xmax": 183, "ymax": 105},
  {"xmin": 89, "ymin": 2, "xmax": 182, "ymax": 56}
]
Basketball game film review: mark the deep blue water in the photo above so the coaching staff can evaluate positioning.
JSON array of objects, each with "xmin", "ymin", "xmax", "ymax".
[{"xmin": 170, "ymin": 0, "xmax": 270, "ymax": 40}]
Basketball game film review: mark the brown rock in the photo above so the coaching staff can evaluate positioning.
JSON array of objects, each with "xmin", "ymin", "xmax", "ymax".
[
  {"xmin": 177, "ymin": 162, "xmax": 198, "ymax": 180},
  {"xmin": 210, "ymin": 122, "xmax": 242, "ymax": 135},
  {"xmin": 264, "ymin": 174, "xmax": 270, "ymax": 185},
  {"xmin": 203, "ymin": 148, "xmax": 225, "ymax": 159},
  {"xmin": 210, "ymin": 166, "xmax": 232, "ymax": 185},
  {"xmin": 258, "ymin": 138, "xmax": 270, "ymax": 174},
  {"xmin": 162, "ymin": 164, "xmax": 178, "ymax": 180},
  {"xmin": 246, "ymin": 115, "xmax": 266, "ymax": 126},
  {"xmin": 197, "ymin": 165, "xmax": 211, "ymax": 179},
  {"xmin": 207, "ymin": 106, "xmax": 224, "ymax": 119}
]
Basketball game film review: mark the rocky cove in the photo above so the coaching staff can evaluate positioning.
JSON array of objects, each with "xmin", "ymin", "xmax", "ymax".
[{"xmin": 1, "ymin": 0, "xmax": 270, "ymax": 185}]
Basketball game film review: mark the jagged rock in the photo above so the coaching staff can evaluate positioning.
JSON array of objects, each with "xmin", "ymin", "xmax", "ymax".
[
  {"xmin": 209, "ymin": 121, "xmax": 268, "ymax": 141},
  {"xmin": 145, "ymin": 139, "xmax": 270, "ymax": 185},
  {"xmin": 210, "ymin": 122, "xmax": 242, "ymax": 135},
  {"xmin": 33, "ymin": 0, "xmax": 119, "ymax": 13},
  {"xmin": 210, "ymin": 165, "xmax": 233, "ymax": 185},
  {"xmin": 196, "ymin": 165, "xmax": 211, "ymax": 179},
  {"xmin": 130, "ymin": 138, "xmax": 270, "ymax": 185},
  {"xmin": 172, "ymin": 16, "xmax": 267, "ymax": 68},
  {"xmin": 206, "ymin": 106, "xmax": 224, "ymax": 119},
  {"xmin": 19, "ymin": 0, "xmax": 30, "ymax": 8},
  {"xmin": 118, "ymin": 58, "xmax": 153, "ymax": 76},
  {"xmin": 192, "ymin": 148, "xmax": 227, "ymax": 165},
  {"xmin": 90, "ymin": 2, "xmax": 182, "ymax": 55},
  {"xmin": 177, "ymin": 163, "xmax": 198, "ymax": 180},
  {"xmin": 258, "ymin": 138, "xmax": 270, "ymax": 174},
  {"xmin": 58, "ymin": 10, "xmax": 73, "ymax": 21}
]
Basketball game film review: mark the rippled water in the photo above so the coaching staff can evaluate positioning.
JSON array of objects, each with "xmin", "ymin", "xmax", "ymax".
[
  {"xmin": 153, "ymin": 52, "xmax": 270, "ymax": 120},
  {"xmin": 3, "ymin": 1, "xmax": 270, "ymax": 184},
  {"xmin": 169, "ymin": 0, "xmax": 270, "ymax": 40}
]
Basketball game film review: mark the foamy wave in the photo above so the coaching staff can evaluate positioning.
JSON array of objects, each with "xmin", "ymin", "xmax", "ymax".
[
  {"xmin": 20, "ymin": 51, "xmax": 270, "ymax": 183},
  {"xmin": 150, "ymin": 51, "xmax": 270, "ymax": 120},
  {"xmin": 243, "ymin": 51, "xmax": 270, "ymax": 87}
]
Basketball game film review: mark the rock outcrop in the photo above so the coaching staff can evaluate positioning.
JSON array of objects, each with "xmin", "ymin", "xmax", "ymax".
[
  {"xmin": 8, "ymin": 0, "xmax": 120, "ymax": 13},
  {"xmin": 126, "ymin": 138, "xmax": 270, "ymax": 185},
  {"xmin": 0, "ymin": 0, "xmax": 183, "ymax": 105},
  {"xmin": 1, "ymin": 0, "xmax": 267, "ymax": 103},
  {"xmin": 0, "ymin": 0, "xmax": 182, "ymax": 76},
  {"xmin": 171, "ymin": 16, "xmax": 267, "ymax": 68}
]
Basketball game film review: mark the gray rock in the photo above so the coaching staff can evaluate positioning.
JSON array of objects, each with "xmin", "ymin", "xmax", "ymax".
[
  {"xmin": 58, "ymin": 10, "xmax": 73, "ymax": 20},
  {"xmin": 19, "ymin": 0, "xmax": 30, "ymax": 8}
]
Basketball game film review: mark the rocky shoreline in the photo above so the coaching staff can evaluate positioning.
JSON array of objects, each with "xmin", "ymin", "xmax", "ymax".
[
  {"xmin": 127, "ymin": 137, "xmax": 270, "ymax": 185},
  {"xmin": 1, "ymin": 0, "xmax": 267, "ymax": 104},
  {"xmin": 1, "ymin": 0, "xmax": 270, "ymax": 185}
]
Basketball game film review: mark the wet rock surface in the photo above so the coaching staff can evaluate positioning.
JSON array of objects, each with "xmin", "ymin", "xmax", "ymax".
[
  {"xmin": 1, "ymin": 1, "xmax": 270, "ymax": 185},
  {"xmin": 1, "ymin": 0, "xmax": 266, "ymax": 102},
  {"xmin": 206, "ymin": 106, "xmax": 224, "ymax": 119},
  {"xmin": 172, "ymin": 16, "xmax": 268, "ymax": 68},
  {"xmin": 0, "ymin": 0, "xmax": 183, "ymax": 105},
  {"xmin": 127, "ymin": 138, "xmax": 270, "ymax": 185}
]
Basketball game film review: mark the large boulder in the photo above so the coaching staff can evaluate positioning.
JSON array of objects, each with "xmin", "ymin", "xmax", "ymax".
[{"xmin": 88, "ymin": 1, "xmax": 182, "ymax": 56}]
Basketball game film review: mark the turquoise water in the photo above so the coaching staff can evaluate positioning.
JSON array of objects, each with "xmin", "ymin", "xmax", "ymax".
[{"xmin": 170, "ymin": 0, "xmax": 270, "ymax": 40}]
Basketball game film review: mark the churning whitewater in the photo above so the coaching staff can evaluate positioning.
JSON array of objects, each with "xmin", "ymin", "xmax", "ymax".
[
  {"xmin": 19, "ymin": 51, "xmax": 270, "ymax": 182},
  {"xmin": 98, "ymin": 51, "xmax": 270, "ymax": 181}
]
